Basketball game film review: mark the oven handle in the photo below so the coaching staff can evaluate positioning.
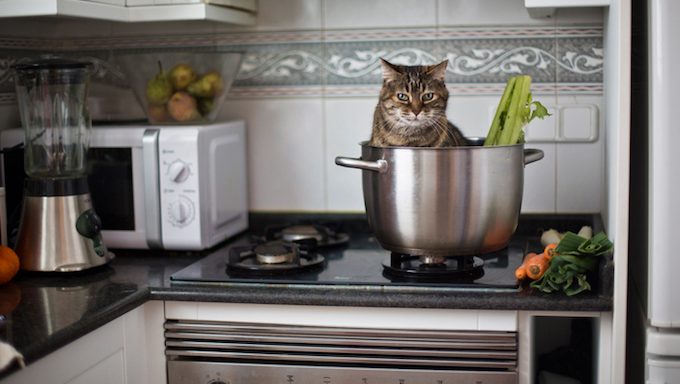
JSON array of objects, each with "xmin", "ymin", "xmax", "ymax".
[
  {"xmin": 165, "ymin": 339, "xmax": 518, "ymax": 359},
  {"xmin": 164, "ymin": 331, "xmax": 516, "ymax": 350},
  {"xmin": 165, "ymin": 349, "xmax": 517, "ymax": 370}
]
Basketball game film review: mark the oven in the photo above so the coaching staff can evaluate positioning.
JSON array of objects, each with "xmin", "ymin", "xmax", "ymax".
[
  {"xmin": 165, "ymin": 320, "xmax": 518, "ymax": 384},
  {"xmin": 166, "ymin": 216, "xmax": 540, "ymax": 383}
]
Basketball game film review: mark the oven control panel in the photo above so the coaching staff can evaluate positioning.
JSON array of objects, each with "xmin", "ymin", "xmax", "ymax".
[{"xmin": 167, "ymin": 361, "xmax": 517, "ymax": 384}]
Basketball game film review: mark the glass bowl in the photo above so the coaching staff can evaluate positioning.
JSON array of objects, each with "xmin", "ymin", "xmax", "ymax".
[{"xmin": 115, "ymin": 51, "xmax": 242, "ymax": 124}]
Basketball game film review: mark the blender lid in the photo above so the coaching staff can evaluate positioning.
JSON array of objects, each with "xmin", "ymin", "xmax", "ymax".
[{"xmin": 12, "ymin": 58, "xmax": 93, "ymax": 71}]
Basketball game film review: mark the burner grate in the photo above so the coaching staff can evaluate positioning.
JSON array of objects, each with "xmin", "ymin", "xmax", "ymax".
[
  {"xmin": 383, "ymin": 254, "xmax": 485, "ymax": 282},
  {"xmin": 262, "ymin": 223, "xmax": 350, "ymax": 248}
]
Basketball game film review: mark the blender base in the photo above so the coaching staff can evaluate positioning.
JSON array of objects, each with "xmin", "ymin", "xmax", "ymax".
[{"xmin": 16, "ymin": 193, "xmax": 114, "ymax": 272}]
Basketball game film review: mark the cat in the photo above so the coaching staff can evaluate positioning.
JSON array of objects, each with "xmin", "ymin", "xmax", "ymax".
[{"xmin": 369, "ymin": 58, "xmax": 467, "ymax": 147}]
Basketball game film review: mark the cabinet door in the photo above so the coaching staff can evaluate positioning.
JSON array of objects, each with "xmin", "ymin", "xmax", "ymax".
[
  {"xmin": 2, "ymin": 317, "xmax": 127, "ymax": 384},
  {"xmin": 2, "ymin": 302, "xmax": 165, "ymax": 384},
  {"xmin": 67, "ymin": 352, "xmax": 125, "ymax": 384}
]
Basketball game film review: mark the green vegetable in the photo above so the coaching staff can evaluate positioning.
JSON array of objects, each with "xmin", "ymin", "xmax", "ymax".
[
  {"xmin": 484, "ymin": 75, "xmax": 551, "ymax": 146},
  {"xmin": 530, "ymin": 231, "xmax": 613, "ymax": 296}
]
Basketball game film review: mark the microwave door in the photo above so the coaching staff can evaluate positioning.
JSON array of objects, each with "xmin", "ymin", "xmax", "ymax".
[{"xmin": 89, "ymin": 127, "xmax": 160, "ymax": 249}]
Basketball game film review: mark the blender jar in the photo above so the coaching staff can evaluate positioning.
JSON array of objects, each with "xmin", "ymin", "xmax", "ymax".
[{"xmin": 13, "ymin": 58, "xmax": 93, "ymax": 179}]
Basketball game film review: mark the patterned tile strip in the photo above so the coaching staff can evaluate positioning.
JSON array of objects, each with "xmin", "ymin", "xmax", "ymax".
[{"xmin": 0, "ymin": 25, "xmax": 603, "ymax": 103}]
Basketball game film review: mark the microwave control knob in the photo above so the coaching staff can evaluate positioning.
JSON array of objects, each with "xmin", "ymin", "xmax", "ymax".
[
  {"xmin": 168, "ymin": 197, "xmax": 194, "ymax": 225},
  {"xmin": 167, "ymin": 160, "xmax": 190, "ymax": 183}
]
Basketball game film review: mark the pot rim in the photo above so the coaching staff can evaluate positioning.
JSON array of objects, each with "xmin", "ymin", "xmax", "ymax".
[{"xmin": 359, "ymin": 137, "xmax": 526, "ymax": 150}]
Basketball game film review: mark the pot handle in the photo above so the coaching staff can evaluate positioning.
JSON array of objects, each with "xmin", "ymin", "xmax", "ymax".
[
  {"xmin": 335, "ymin": 156, "xmax": 388, "ymax": 173},
  {"xmin": 524, "ymin": 148, "xmax": 544, "ymax": 165}
]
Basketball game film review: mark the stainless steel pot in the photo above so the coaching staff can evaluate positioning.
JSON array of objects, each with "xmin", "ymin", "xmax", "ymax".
[{"xmin": 335, "ymin": 138, "xmax": 544, "ymax": 256}]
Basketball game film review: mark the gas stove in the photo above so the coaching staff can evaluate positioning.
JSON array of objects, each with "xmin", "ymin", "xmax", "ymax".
[{"xmin": 169, "ymin": 216, "xmax": 535, "ymax": 291}]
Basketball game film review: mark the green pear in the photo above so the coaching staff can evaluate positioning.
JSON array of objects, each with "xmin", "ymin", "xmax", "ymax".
[
  {"xmin": 187, "ymin": 71, "xmax": 224, "ymax": 98},
  {"xmin": 169, "ymin": 63, "xmax": 197, "ymax": 91},
  {"xmin": 167, "ymin": 91, "xmax": 201, "ymax": 122},
  {"xmin": 145, "ymin": 61, "xmax": 172, "ymax": 105},
  {"xmin": 198, "ymin": 97, "xmax": 214, "ymax": 116}
]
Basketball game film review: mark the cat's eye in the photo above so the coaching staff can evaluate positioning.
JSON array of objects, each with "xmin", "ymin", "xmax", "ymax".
[
  {"xmin": 396, "ymin": 93, "xmax": 409, "ymax": 102},
  {"xmin": 422, "ymin": 93, "xmax": 435, "ymax": 101}
]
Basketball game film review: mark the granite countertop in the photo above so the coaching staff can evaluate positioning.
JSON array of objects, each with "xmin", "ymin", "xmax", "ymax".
[{"xmin": 0, "ymin": 215, "xmax": 613, "ymax": 378}]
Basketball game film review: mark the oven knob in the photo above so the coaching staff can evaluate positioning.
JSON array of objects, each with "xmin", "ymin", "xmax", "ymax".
[
  {"xmin": 168, "ymin": 197, "xmax": 195, "ymax": 225},
  {"xmin": 167, "ymin": 160, "xmax": 190, "ymax": 183}
]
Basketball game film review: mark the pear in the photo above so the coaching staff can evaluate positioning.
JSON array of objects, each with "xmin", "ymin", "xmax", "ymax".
[
  {"xmin": 198, "ymin": 97, "xmax": 214, "ymax": 116},
  {"xmin": 187, "ymin": 71, "xmax": 224, "ymax": 98},
  {"xmin": 147, "ymin": 104, "xmax": 170, "ymax": 123},
  {"xmin": 169, "ymin": 63, "xmax": 197, "ymax": 91},
  {"xmin": 145, "ymin": 61, "xmax": 172, "ymax": 105},
  {"xmin": 167, "ymin": 91, "xmax": 201, "ymax": 122}
]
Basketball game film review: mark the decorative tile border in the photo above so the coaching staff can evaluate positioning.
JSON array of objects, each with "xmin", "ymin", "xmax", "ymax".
[{"xmin": 0, "ymin": 25, "xmax": 603, "ymax": 103}]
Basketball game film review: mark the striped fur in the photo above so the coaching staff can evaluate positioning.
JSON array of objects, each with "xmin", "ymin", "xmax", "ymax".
[{"xmin": 369, "ymin": 59, "xmax": 467, "ymax": 147}]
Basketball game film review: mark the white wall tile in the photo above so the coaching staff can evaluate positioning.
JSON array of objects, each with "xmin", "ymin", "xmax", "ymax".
[
  {"xmin": 109, "ymin": 19, "xmax": 216, "ymax": 35},
  {"xmin": 0, "ymin": 105, "xmax": 21, "ymax": 132},
  {"xmin": 0, "ymin": 19, "xmax": 59, "ymax": 37},
  {"xmin": 554, "ymin": 7, "xmax": 604, "ymax": 25},
  {"xmin": 522, "ymin": 142, "xmax": 556, "ymax": 213},
  {"xmin": 324, "ymin": 98, "xmax": 375, "ymax": 212},
  {"xmin": 438, "ymin": 0, "xmax": 550, "ymax": 27},
  {"xmin": 218, "ymin": 98, "xmax": 326, "ymax": 211},
  {"xmin": 324, "ymin": 0, "xmax": 437, "ymax": 29},
  {"xmin": 555, "ymin": 142, "xmax": 604, "ymax": 213},
  {"xmin": 216, "ymin": 0, "xmax": 323, "ymax": 31},
  {"xmin": 446, "ymin": 95, "xmax": 508, "ymax": 139},
  {"xmin": 53, "ymin": 19, "xmax": 113, "ymax": 37}
]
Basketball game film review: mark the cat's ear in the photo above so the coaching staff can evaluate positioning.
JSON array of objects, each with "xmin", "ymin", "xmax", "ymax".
[
  {"xmin": 427, "ymin": 60, "xmax": 448, "ymax": 82},
  {"xmin": 380, "ymin": 58, "xmax": 401, "ymax": 82}
]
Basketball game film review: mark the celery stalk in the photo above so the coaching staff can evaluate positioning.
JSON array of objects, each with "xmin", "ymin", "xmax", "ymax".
[
  {"xmin": 497, "ymin": 75, "xmax": 528, "ymax": 145},
  {"xmin": 484, "ymin": 75, "xmax": 551, "ymax": 146},
  {"xmin": 484, "ymin": 77, "xmax": 516, "ymax": 146},
  {"xmin": 507, "ymin": 76, "xmax": 532, "ymax": 145}
]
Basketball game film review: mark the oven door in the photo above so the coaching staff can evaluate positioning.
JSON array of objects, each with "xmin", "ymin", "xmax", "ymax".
[
  {"xmin": 89, "ymin": 126, "xmax": 160, "ymax": 249},
  {"xmin": 165, "ymin": 321, "xmax": 518, "ymax": 384}
]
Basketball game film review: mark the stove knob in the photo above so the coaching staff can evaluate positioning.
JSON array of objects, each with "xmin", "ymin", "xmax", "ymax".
[{"xmin": 167, "ymin": 160, "xmax": 190, "ymax": 183}]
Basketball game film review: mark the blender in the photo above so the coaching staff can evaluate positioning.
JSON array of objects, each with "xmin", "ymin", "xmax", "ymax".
[{"xmin": 12, "ymin": 58, "xmax": 113, "ymax": 272}]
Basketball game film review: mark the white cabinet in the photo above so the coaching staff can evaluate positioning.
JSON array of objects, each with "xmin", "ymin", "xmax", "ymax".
[
  {"xmin": 525, "ymin": 0, "xmax": 610, "ymax": 6},
  {"xmin": 0, "ymin": 0, "xmax": 256, "ymax": 24},
  {"xmin": 1, "ymin": 301, "xmax": 166, "ymax": 384},
  {"xmin": 518, "ymin": 311, "xmax": 612, "ymax": 384}
]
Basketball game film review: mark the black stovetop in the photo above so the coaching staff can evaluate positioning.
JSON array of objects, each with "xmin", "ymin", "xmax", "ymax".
[{"xmin": 170, "ymin": 219, "xmax": 531, "ymax": 291}]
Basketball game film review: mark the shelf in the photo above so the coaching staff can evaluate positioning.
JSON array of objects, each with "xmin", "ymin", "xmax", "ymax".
[{"xmin": 0, "ymin": 0, "xmax": 256, "ymax": 24}]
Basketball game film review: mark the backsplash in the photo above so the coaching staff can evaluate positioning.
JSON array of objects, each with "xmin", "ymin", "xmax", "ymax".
[{"xmin": 0, "ymin": 0, "xmax": 605, "ymax": 214}]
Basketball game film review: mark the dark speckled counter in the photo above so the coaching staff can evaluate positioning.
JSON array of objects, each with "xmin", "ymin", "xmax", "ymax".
[{"xmin": 0, "ymin": 214, "xmax": 613, "ymax": 379}]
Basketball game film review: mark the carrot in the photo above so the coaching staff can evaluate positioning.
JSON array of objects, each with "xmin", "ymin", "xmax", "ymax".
[
  {"xmin": 543, "ymin": 243, "xmax": 558, "ymax": 261},
  {"xmin": 526, "ymin": 253, "xmax": 550, "ymax": 280},
  {"xmin": 515, "ymin": 252, "xmax": 538, "ymax": 280}
]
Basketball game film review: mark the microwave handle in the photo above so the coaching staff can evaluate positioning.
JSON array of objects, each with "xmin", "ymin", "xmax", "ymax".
[{"xmin": 143, "ymin": 129, "xmax": 163, "ymax": 249}]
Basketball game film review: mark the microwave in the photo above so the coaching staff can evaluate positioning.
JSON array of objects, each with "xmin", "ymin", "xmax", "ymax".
[{"xmin": 1, "ymin": 121, "xmax": 248, "ymax": 250}]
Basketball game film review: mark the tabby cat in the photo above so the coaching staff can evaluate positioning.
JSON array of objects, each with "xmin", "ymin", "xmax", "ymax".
[{"xmin": 369, "ymin": 59, "xmax": 467, "ymax": 147}]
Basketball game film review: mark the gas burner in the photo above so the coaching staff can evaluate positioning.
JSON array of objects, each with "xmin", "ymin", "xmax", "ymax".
[
  {"xmin": 264, "ymin": 224, "xmax": 349, "ymax": 248},
  {"xmin": 254, "ymin": 242, "xmax": 299, "ymax": 264},
  {"xmin": 382, "ymin": 254, "xmax": 485, "ymax": 281},
  {"xmin": 227, "ymin": 241, "xmax": 325, "ymax": 275}
]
